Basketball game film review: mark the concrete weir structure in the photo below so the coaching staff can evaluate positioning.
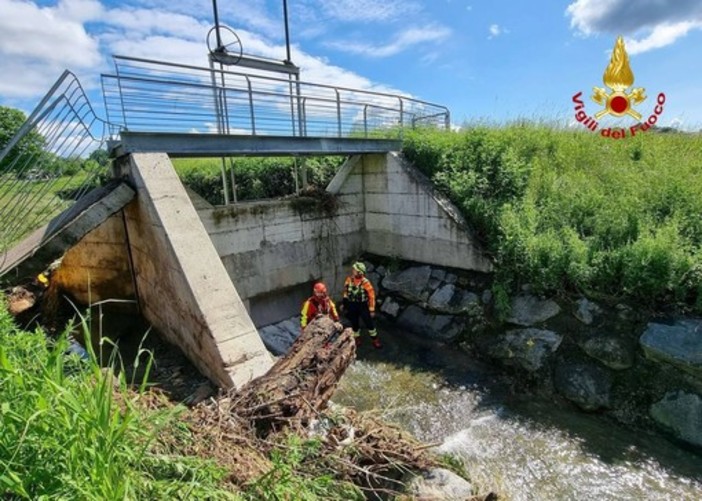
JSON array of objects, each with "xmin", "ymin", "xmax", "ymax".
[
  {"xmin": 53, "ymin": 151, "xmax": 491, "ymax": 389},
  {"xmin": 199, "ymin": 153, "xmax": 492, "ymax": 325}
]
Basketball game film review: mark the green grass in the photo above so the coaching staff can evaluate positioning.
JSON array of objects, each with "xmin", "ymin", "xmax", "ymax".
[
  {"xmin": 0, "ymin": 307, "xmax": 238, "ymax": 500},
  {"xmin": 0, "ymin": 172, "xmax": 100, "ymax": 249},
  {"xmin": 402, "ymin": 125, "xmax": 702, "ymax": 312}
]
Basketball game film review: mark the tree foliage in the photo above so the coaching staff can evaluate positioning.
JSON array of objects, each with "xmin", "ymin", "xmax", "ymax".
[{"xmin": 0, "ymin": 106, "xmax": 45, "ymax": 172}]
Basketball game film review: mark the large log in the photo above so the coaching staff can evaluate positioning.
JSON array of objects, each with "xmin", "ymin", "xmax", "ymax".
[{"xmin": 233, "ymin": 316, "xmax": 355, "ymax": 435}]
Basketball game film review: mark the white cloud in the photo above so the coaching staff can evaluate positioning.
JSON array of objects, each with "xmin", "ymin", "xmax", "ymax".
[
  {"xmin": 326, "ymin": 25, "xmax": 451, "ymax": 58},
  {"xmin": 0, "ymin": 0, "xmax": 431, "ymax": 111},
  {"xmin": 103, "ymin": 7, "xmax": 209, "ymax": 40},
  {"xmin": 488, "ymin": 24, "xmax": 507, "ymax": 39},
  {"xmin": 625, "ymin": 21, "xmax": 701, "ymax": 54},
  {"xmin": 566, "ymin": 0, "xmax": 702, "ymax": 52},
  {"xmin": 0, "ymin": 0, "xmax": 102, "ymax": 97}
]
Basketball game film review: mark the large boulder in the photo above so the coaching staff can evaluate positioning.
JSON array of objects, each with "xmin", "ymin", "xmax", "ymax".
[
  {"xmin": 397, "ymin": 305, "xmax": 463, "ymax": 341},
  {"xmin": 258, "ymin": 317, "xmax": 300, "ymax": 356},
  {"xmin": 427, "ymin": 284, "xmax": 480, "ymax": 315},
  {"xmin": 506, "ymin": 294, "xmax": 561, "ymax": 326},
  {"xmin": 573, "ymin": 298, "xmax": 602, "ymax": 325},
  {"xmin": 380, "ymin": 296, "xmax": 402, "ymax": 318},
  {"xmin": 554, "ymin": 362, "xmax": 612, "ymax": 411},
  {"xmin": 482, "ymin": 328, "xmax": 562, "ymax": 372},
  {"xmin": 579, "ymin": 335, "xmax": 634, "ymax": 370},
  {"xmin": 640, "ymin": 319, "xmax": 702, "ymax": 379},
  {"xmin": 402, "ymin": 468, "xmax": 474, "ymax": 501},
  {"xmin": 650, "ymin": 391, "xmax": 702, "ymax": 448},
  {"xmin": 382, "ymin": 266, "xmax": 432, "ymax": 302}
]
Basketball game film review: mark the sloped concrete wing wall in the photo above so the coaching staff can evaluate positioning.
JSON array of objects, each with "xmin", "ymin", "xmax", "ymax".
[
  {"xmin": 121, "ymin": 153, "xmax": 272, "ymax": 389},
  {"xmin": 363, "ymin": 153, "xmax": 492, "ymax": 273},
  {"xmin": 52, "ymin": 212, "xmax": 135, "ymax": 304}
]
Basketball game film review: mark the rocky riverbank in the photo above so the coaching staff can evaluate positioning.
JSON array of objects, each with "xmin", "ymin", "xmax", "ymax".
[{"xmin": 260, "ymin": 256, "xmax": 702, "ymax": 452}]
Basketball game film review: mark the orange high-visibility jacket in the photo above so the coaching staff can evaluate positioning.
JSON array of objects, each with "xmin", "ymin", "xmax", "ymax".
[
  {"xmin": 300, "ymin": 296, "xmax": 340, "ymax": 329},
  {"xmin": 342, "ymin": 276, "xmax": 376, "ymax": 312}
]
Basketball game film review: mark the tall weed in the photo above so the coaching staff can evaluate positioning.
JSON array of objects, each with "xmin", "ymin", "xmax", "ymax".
[{"xmin": 0, "ymin": 307, "xmax": 236, "ymax": 499}]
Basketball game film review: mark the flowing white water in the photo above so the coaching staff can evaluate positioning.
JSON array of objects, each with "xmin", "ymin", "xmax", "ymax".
[{"xmin": 334, "ymin": 327, "xmax": 702, "ymax": 500}]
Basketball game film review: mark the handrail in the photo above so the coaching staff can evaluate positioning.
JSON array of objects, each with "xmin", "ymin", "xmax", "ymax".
[
  {"xmin": 0, "ymin": 71, "xmax": 110, "ymax": 254},
  {"xmin": 111, "ymin": 54, "xmax": 450, "ymax": 113},
  {"xmin": 102, "ymin": 55, "xmax": 450, "ymax": 139}
]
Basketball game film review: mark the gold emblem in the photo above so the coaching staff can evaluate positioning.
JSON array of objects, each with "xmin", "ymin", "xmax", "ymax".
[{"xmin": 592, "ymin": 36, "xmax": 646, "ymax": 120}]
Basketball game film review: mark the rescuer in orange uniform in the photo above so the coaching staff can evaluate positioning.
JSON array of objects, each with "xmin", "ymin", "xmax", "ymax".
[
  {"xmin": 342, "ymin": 262, "xmax": 380, "ymax": 349},
  {"xmin": 300, "ymin": 282, "xmax": 340, "ymax": 330}
]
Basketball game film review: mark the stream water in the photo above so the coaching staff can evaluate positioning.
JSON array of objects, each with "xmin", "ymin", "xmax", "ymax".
[{"xmin": 333, "ymin": 324, "xmax": 702, "ymax": 500}]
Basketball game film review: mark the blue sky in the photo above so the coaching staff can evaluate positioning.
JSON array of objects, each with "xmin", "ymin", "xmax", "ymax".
[{"xmin": 1, "ymin": 0, "xmax": 701, "ymax": 130}]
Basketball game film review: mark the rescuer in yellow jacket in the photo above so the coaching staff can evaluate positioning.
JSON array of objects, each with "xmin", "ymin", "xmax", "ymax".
[
  {"xmin": 341, "ymin": 262, "xmax": 381, "ymax": 349},
  {"xmin": 300, "ymin": 282, "xmax": 340, "ymax": 330}
]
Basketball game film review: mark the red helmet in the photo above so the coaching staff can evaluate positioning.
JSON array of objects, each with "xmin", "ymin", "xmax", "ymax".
[{"xmin": 313, "ymin": 282, "xmax": 327, "ymax": 295}]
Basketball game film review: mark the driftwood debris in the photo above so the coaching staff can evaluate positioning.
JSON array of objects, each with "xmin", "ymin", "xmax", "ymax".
[{"xmin": 233, "ymin": 315, "xmax": 355, "ymax": 435}]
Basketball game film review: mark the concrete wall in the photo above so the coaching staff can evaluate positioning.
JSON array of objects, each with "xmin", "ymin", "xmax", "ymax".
[
  {"xmin": 364, "ymin": 153, "xmax": 492, "ymax": 273},
  {"xmin": 52, "ymin": 211, "xmax": 135, "ymax": 304},
  {"xmin": 197, "ymin": 153, "xmax": 491, "ymax": 327},
  {"xmin": 198, "ymin": 156, "xmax": 365, "ymax": 325},
  {"xmin": 120, "ymin": 153, "xmax": 272, "ymax": 389}
]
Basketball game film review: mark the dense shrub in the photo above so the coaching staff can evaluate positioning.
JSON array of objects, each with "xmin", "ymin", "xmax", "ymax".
[
  {"xmin": 174, "ymin": 157, "xmax": 344, "ymax": 205},
  {"xmin": 403, "ymin": 126, "xmax": 702, "ymax": 312}
]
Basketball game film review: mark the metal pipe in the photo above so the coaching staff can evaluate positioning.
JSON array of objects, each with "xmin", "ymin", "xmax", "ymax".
[
  {"xmin": 211, "ymin": 0, "xmax": 223, "ymax": 50},
  {"xmin": 246, "ymin": 76, "xmax": 256, "ymax": 134},
  {"xmin": 335, "ymin": 89, "xmax": 341, "ymax": 136},
  {"xmin": 283, "ymin": 0, "xmax": 292, "ymax": 63}
]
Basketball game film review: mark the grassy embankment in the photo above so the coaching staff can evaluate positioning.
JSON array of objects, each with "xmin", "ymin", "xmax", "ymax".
[
  {"xmin": 0, "ymin": 173, "xmax": 95, "ymax": 248},
  {"xmin": 402, "ymin": 126, "xmax": 702, "ymax": 314},
  {"xmin": 0, "ymin": 306, "xmax": 366, "ymax": 499}
]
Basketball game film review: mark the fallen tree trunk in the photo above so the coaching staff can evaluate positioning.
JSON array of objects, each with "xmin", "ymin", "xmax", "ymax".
[{"xmin": 231, "ymin": 315, "xmax": 354, "ymax": 436}]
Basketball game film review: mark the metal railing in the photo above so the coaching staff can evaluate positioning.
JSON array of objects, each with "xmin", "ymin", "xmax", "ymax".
[
  {"xmin": 101, "ymin": 55, "xmax": 450, "ymax": 138},
  {"xmin": 0, "ymin": 71, "xmax": 109, "ymax": 256},
  {"xmin": 0, "ymin": 54, "xmax": 451, "ymax": 255}
]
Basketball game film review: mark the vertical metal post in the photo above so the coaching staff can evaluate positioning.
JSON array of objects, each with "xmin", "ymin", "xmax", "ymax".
[
  {"xmin": 363, "ymin": 105, "xmax": 369, "ymax": 138},
  {"xmin": 209, "ymin": 58, "xmax": 229, "ymax": 205},
  {"xmin": 301, "ymin": 97, "xmax": 308, "ymax": 136},
  {"xmin": 335, "ymin": 89, "xmax": 342, "ymax": 137},
  {"xmin": 246, "ymin": 76, "xmax": 256, "ymax": 135},
  {"xmin": 212, "ymin": 0, "xmax": 223, "ymax": 49},
  {"xmin": 115, "ymin": 64, "xmax": 128, "ymax": 130},
  {"xmin": 398, "ymin": 97, "xmax": 404, "ymax": 128},
  {"xmin": 283, "ymin": 0, "xmax": 292, "ymax": 63},
  {"xmin": 288, "ymin": 75, "xmax": 297, "ymax": 136},
  {"xmin": 295, "ymin": 74, "xmax": 304, "ymax": 137},
  {"xmin": 300, "ymin": 157, "xmax": 308, "ymax": 189}
]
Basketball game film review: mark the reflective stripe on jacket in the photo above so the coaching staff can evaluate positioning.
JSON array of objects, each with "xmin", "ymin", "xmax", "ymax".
[
  {"xmin": 342, "ymin": 276, "xmax": 376, "ymax": 312},
  {"xmin": 300, "ymin": 296, "xmax": 339, "ymax": 328}
]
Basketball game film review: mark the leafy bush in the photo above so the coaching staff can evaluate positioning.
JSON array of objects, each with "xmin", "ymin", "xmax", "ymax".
[{"xmin": 174, "ymin": 157, "xmax": 344, "ymax": 205}]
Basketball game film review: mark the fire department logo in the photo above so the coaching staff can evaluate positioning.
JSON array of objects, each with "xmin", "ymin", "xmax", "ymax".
[
  {"xmin": 592, "ymin": 36, "xmax": 646, "ymax": 120},
  {"xmin": 572, "ymin": 36, "xmax": 666, "ymax": 139}
]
